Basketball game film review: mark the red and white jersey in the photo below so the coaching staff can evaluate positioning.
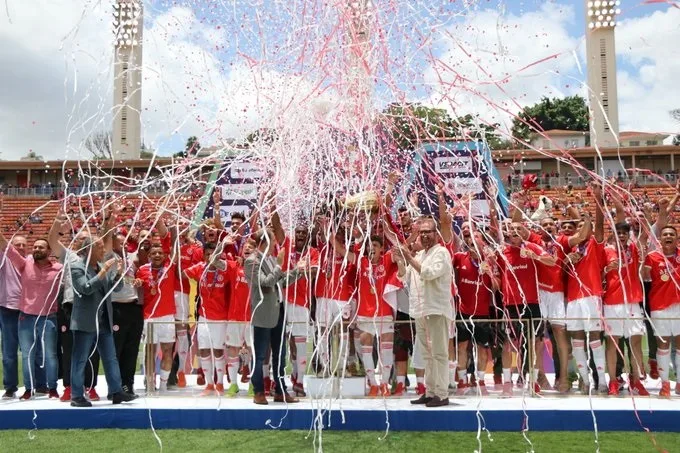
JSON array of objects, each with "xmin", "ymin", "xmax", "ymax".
[
  {"xmin": 184, "ymin": 262, "xmax": 229, "ymax": 321},
  {"xmin": 453, "ymin": 252, "xmax": 495, "ymax": 316},
  {"xmin": 314, "ymin": 245, "xmax": 356, "ymax": 302},
  {"xmin": 136, "ymin": 261, "xmax": 177, "ymax": 319},
  {"xmin": 281, "ymin": 236, "xmax": 319, "ymax": 307},
  {"xmin": 566, "ymin": 237, "xmax": 606, "ymax": 303},
  {"xmin": 356, "ymin": 252, "xmax": 397, "ymax": 318},
  {"xmin": 175, "ymin": 242, "xmax": 204, "ymax": 294},
  {"xmin": 226, "ymin": 260, "xmax": 251, "ymax": 322},
  {"xmin": 644, "ymin": 249, "xmax": 680, "ymax": 311},
  {"xmin": 497, "ymin": 243, "xmax": 545, "ymax": 306},
  {"xmin": 603, "ymin": 242, "xmax": 643, "ymax": 305},
  {"xmin": 528, "ymin": 232, "xmax": 568, "ymax": 293}
]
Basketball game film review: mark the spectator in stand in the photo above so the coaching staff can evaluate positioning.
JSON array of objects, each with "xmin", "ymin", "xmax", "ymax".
[{"xmin": 0, "ymin": 231, "xmax": 63, "ymax": 400}]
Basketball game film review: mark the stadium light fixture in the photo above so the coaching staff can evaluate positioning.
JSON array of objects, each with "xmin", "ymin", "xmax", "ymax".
[
  {"xmin": 113, "ymin": 1, "xmax": 142, "ymax": 48},
  {"xmin": 587, "ymin": 0, "xmax": 621, "ymax": 29}
]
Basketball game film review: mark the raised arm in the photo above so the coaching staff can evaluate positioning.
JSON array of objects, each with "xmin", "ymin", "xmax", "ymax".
[
  {"xmin": 270, "ymin": 198, "xmax": 286, "ymax": 245},
  {"xmin": 436, "ymin": 183, "xmax": 454, "ymax": 245},
  {"xmin": 48, "ymin": 213, "xmax": 69, "ymax": 260},
  {"xmin": 568, "ymin": 211, "xmax": 592, "ymax": 248}
]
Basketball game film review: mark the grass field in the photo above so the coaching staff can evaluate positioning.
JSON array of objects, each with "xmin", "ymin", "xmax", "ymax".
[{"xmin": 0, "ymin": 430, "xmax": 678, "ymax": 453}]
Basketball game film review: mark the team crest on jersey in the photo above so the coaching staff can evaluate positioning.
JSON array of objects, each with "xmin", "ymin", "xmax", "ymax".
[{"xmin": 217, "ymin": 274, "xmax": 224, "ymax": 282}]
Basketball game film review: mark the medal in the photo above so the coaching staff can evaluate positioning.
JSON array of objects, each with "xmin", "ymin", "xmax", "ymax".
[
  {"xmin": 150, "ymin": 288, "xmax": 157, "ymax": 295},
  {"xmin": 676, "ymin": 256, "xmax": 680, "ymax": 264},
  {"xmin": 661, "ymin": 274, "xmax": 670, "ymax": 282},
  {"xmin": 520, "ymin": 248, "xmax": 528, "ymax": 258}
]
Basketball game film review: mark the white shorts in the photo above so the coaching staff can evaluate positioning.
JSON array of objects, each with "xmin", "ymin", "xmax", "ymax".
[
  {"xmin": 286, "ymin": 303, "xmax": 310, "ymax": 337},
  {"xmin": 143, "ymin": 315, "xmax": 176, "ymax": 344},
  {"xmin": 539, "ymin": 290, "xmax": 566, "ymax": 326},
  {"xmin": 316, "ymin": 298, "xmax": 354, "ymax": 328},
  {"xmin": 604, "ymin": 303, "xmax": 645, "ymax": 338},
  {"xmin": 651, "ymin": 304, "xmax": 680, "ymax": 337},
  {"xmin": 356, "ymin": 315, "xmax": 394, "ymax": 337},
  {"xmin": 196, "ymin": 318, "xmax": 227, "ymax": 350},
  {"xmin": 225, "ymin": 322, "xmax": 252, "ymax": 348},
  {"xmin": 174, "ymin": 291, "xmax": 190, "ymax": 322},
  {"xmin": 566, "ymin": 296, "xmax": 603, "ymax": 332}
]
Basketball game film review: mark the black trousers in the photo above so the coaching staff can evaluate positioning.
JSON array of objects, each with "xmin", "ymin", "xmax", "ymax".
[
  {"xmin": 58, "ymin": 303, "xmax": 99, "ymax": 389},
  {"xmin": 112, "ymin": 302, "xmax": 144, "ymax": 392}
]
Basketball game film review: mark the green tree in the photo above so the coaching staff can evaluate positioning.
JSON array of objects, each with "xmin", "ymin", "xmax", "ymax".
[
  {"xmin": 379, "ymin": 103, "xmax": 455, "ymax": 150},
  {"xmin": 511, "ymin": 95, "xmax": 589, "ymax": 142},
  {"xmin": 244, "ymin": 128, "xmax": 278, "ymax": 146},
  {"xmin": 453, "ymin": 114, "xmax": 506, "ymax": 150},
  {"xmin": 174, "ymin": 136, "xmax": 201, "ymax": 158}
]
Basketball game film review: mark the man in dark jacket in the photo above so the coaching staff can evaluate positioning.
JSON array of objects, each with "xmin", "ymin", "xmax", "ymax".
[{"xmin": 69, "ymin": 235, "xmax": 136, "ymax": 407}]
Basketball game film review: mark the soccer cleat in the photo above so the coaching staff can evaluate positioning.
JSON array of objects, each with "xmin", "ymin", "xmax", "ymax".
[
  {"xmin": 291, "ymin": 374, "xmax": 298, "ymax": 388},
  {"xmin": 19, "ymin": 390, "xmax": 32, "ymax": 401},
  {"xmin": 215, "ymin": 383, "xmax": 225, "ymax": 394},
  {"xmin": 608, "ymin": 381, "xmax": 620, "ymax": 396},
  {"xmin": 469, "ymin": 374, "xmax": 477, "ymax": 386},
  {"xmin": 226, "ymin": 383, "xmax": 239, "ymax": 397},
  {"xmin": 201, "ymin": 384, "xmax": 216, "ymax": 397},
  {"xmin": 293, "ymin": 383, "xmax": 306, "ymax": 397},
  {"xmin": 60, "ymin": 386, "xmax": 72, "ymax": 402},
  {"xmin": 87, "ymin": 388, "xmax": 100, "ymax": 401},
  {"xmin": 659, "ymin": 382, "xmax": 671, "ymax": 398},
  {"xmin": 240, "ymin": 365, "xmax": 251, "ymax": 383},
  {"xmin": 380, "ymin": 383, "xmax": 391, "ymax": 397},
  {"xmin": 648, "ymin": 359, "xmax": 659, "ymax": 380},
  {"xmin": 629, "ymin": 380, "xmax": 649, "ymax": 397},
  {"xmin": 392, "ymin": 382, "xmax": 406, "ymax": 396},
  {"xmin": 533, "ymin": 383, "xmax": 541, "ymax": 395},
  {"xmin": 367, "ymin": 385, "xmax": 380, "ymax": 397},
  {"xmin": 177, "ymin": 371, "xmax": 187, "ymax": 388},
  {"xmin": 415, "ymin": 383, "xmax": 426, "ymax": 395},
  {"xmin": 493, "ymin": 375, "xmax": 503, "ymax": 391},
  {"xmin": 501, "ymin": 382, "xmax": 513, "ymax": 398},
  {"xmin": 197, "ymin": 369, "xmax": 206, "ymax": 386},
  {"xmin": 478, "ymin": 381, "xmax": 489, "ymax": 396},
  {"xmin": 48, "ymin": 389, "xmax": 60, "ymax": 399},
  {"xmin": 455, "ymin": 380, "xmax": 468, "ymax": 396},
  {"xmin": 248, "ymin": 383, "xmax": 254, "ymax": 397}
]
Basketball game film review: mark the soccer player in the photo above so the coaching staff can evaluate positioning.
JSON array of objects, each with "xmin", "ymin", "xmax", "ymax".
[
  {"xmin": 603, "ymin": 222, "xmax": 649, "ymax": 396},
  {"xmin": 134, "ymin": 244, "xmax": 177, "ymax": 392},
  {"xmin": 316, "ymin": 224, "xmax": 356, "ymax": 377},
  {"xmin": 184, "ymin": 242, "xmax": 229, "ymax": 396},
  {"xmin": 171, "ymin": 223, "xmax": 203, "ymax": 388},
  {"xmin": 453, "ymin": 230, "xmax": 499, "ymax": 396},
  {"xmin": 497, "ymin": 221, "xmax": 556, "ymax": 397},
  {"xmin": 340, "ymin": 235, "xmax": 400, "ymax": 397},
  {"xmin": 643, "ymin": 225, "xmax": 680, "ymax": 398},
  {"xmin": 564, "ymin": 184, "xmax": 607, "ymax": 394},
  {"xmin": 224, "ymin": 238, "xmax": 254, "ymax": 397},
  {"xmin": 271, "ymin": 210, "xmax": 319, "ymax": 397}
]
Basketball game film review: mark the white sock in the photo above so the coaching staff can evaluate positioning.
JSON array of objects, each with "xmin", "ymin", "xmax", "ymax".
[
  {"xmin": 215, "ymin": 356, "xmax": 225, "ymax": 386},
  {"xmin": 476, "ymin": 370, "xmax": 485, "ymax": 382},
  {"xmin": 457, "ymin": 368, "xmax": 467, "ymax": 383},
  {"xmin": 449, "ymin": 361, "xmax": 457, "ymax": 385},
  {"xmin": 200, "ymin": 358, "xmax": 214, "ymax": 385},
  {"xmin": 658, "ymin": 348, "xmax": 671, "ymax": 382},
  {"xmin": 571, "ymin": 339, "xmax": 590, "ymax": 384},
  {"xmin": 379, "ymin": 341, "xmax": 394, "ymax": 385},
  {"xmin": 160, "ymin": 369, "xmax": 171, "ymax": 390},
  {"xmin": 318, "ymin": 331, "xmax": 330, "ymax": 368},
  {"xmin": 361, "ymin": 345, "xmax": 377, "ymax": 386},
  {"xmin": 227, "ymin": 356, "xmax": 239, "ymax": 384},
  {"xmin": 177, "ymin": 330, "xmax": 189, "ymax": 373},
  {"xmin": 589, "ymin": 340, "xmax": 606, "ymax": 386},
  {"xmin": 341, "ymin": 331, "xmax": 350, "ymax": 365},
  {"xmin": 295, "ymin": 337, "xmax": 307, "ymax": 384},
  {"xmin": 503, "ymin": 368, "xmax": 511, "ymax": 384},
  {"xmin": 397, "ymin": 375, "xmax": 405, "ymax": 385}
]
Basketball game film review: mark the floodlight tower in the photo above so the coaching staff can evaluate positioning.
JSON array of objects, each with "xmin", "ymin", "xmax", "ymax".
[
  {"xmin": 345, "ymin": 0, "xmax": 375, "ymax": 126},
  {"xmin": 585, "ymin": 0, "xmax": 621, "ymax": 148},
  {"xmin": 112, "ymin": 0, "xmax": 143, "ymax": 160}
]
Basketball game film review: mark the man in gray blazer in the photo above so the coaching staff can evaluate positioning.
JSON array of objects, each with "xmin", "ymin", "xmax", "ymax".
[
  {"xmin": 69, "ymin": 235, "xmax": 136, "ymax": 407},
  {"xmin": 244, "ymin": 230, "xmax": 307, "ymax": 405}
]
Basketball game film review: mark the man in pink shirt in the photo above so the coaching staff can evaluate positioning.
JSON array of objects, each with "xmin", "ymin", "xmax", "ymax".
[{"xmin": 0, "ymin": 232, "xmax": 63, "ymax": 400}]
